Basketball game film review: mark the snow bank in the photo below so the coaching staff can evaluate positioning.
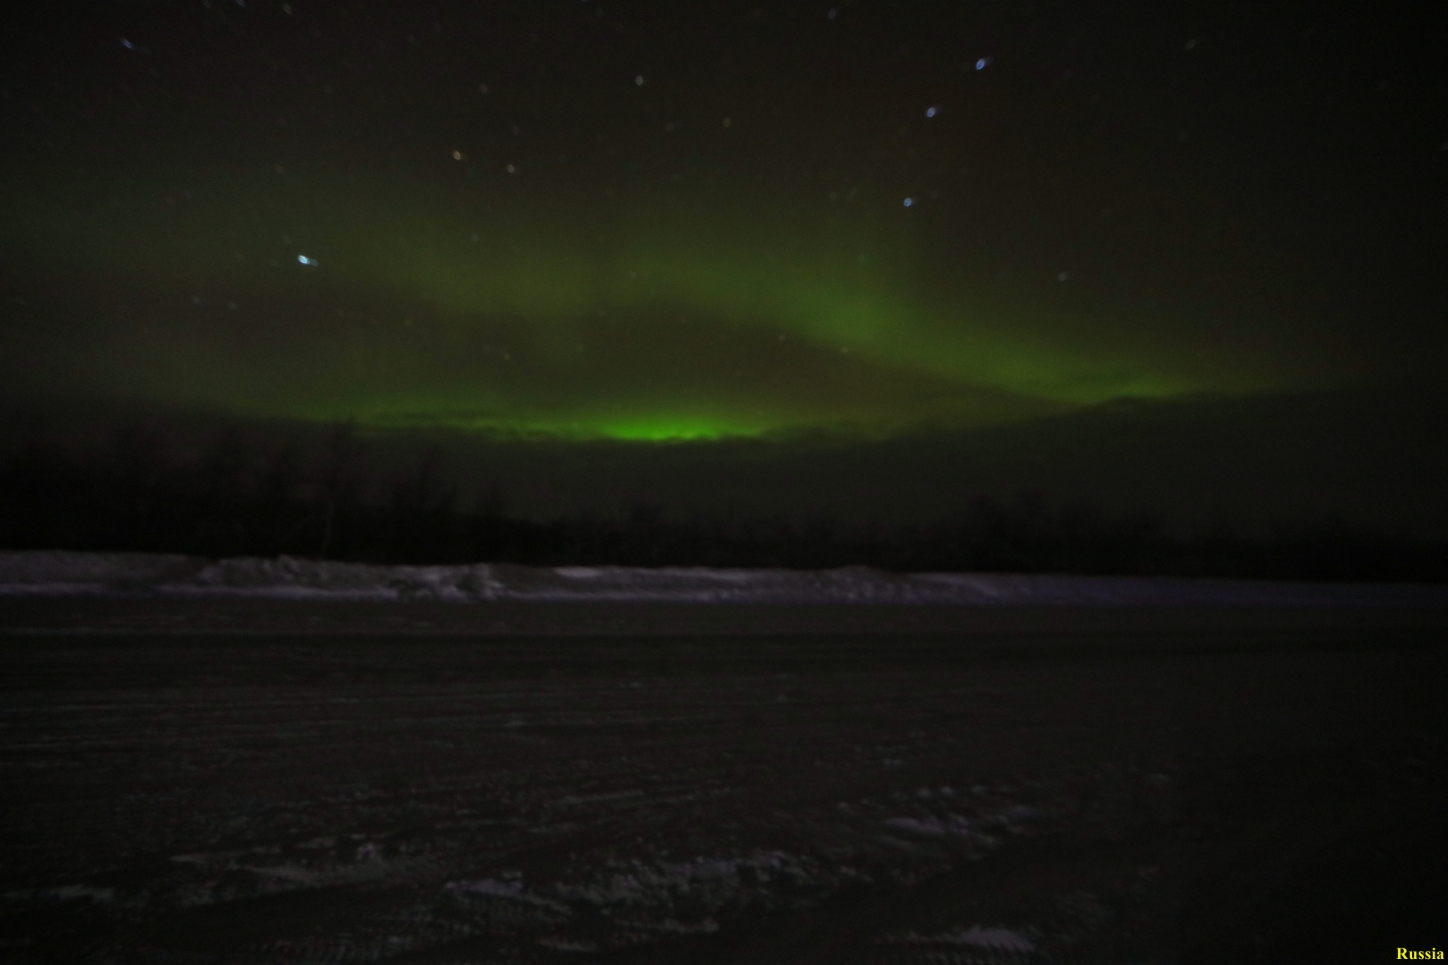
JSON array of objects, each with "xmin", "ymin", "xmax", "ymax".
[
  {"xmin": 0, "ymin": 550, "xmax": 1443, "ymax": 606},
  {"xmin": 883, "ymin": 926, "xmax": 1037, "ymax": 953}
]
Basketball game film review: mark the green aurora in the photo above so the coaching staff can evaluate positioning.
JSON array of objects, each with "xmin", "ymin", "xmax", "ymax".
[
  {"xmin": 1, "ymin": 0, "xmax": 1441, "ymax": 452},
  {"xmin": 7, "ymin": 164, "xmax": 1319, "ymax": 441}
]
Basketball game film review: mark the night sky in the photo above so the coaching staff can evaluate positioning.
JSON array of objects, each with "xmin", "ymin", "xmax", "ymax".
[{"xmin": 2, "ymin": 1, "xmax": 1446, "ymax": 528}]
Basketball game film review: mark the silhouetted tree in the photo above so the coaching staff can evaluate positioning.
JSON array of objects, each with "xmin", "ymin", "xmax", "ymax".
[
  {"xmin": 312, "ymin": 421, "xmax": 364, "ymax": 559},
  {"xmin": 2, "ymin": 421, "xmax": 1444, "ymax": 581},
  {"xmin": 386, "ymin": 447, "xmax": 458, "ymax": 562},
  {"xmin": 107, "ymin": 421, "xmax": 172, "ymax": 551},
  {"xmin": 190, "ymin": 427, "xmax": 256, "ymax": 556}
]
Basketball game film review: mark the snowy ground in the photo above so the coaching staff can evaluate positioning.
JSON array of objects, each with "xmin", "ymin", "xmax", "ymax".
[
  {"xmin": 2, "ymin": 550, "xmax": 1446, "ymax": 607},
  {"xmin": 1, "ymin": 619, "xmax": 1445, "ymax": 963}
]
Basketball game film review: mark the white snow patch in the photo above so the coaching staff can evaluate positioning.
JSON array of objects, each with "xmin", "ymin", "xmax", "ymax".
[
  {"xmin": 883, "ymin": 815, "xmax": 974, "ymax": 838},
  {"xmin": 555, "ymin": 851, "xmax": 809, "ymax": 906},
  {"xmin": 44, "ymin": 884, "xmax": 117, "ymax": 904},
  {"xmin": 886, "ymin": 925, "xmax": 1036, "ymax": 952},
  {"xmin": 445, "ymin": 877, "xmax": 570, "ymax": 913},
  {"xmin": 615, "ymin": 916, "xmax": 720, "ymax": 934},
  {"xmin": 243, "ymin": 864, "xmax": 319, "ymax": 883},
  {"xmin": 538, "ymin": 936, "xmax": 599, "ymax": 952},
  {"xmin": 2, "ymin": 550, "xmax": 1443, "ymax": 606}
]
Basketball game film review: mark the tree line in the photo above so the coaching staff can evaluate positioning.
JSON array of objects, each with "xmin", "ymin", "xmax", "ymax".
[{"xmin": 1, "ymin": 422, "xmax": 1443, "ymax": 583}]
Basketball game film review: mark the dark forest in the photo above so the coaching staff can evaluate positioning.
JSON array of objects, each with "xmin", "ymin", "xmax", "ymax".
[{"xmin": 4, "ymin": 421, "xmax": 1442, "ymax": 584}]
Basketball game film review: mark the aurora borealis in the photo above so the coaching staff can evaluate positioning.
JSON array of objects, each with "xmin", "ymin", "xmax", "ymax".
[
  {"xmin": 8, "ymin": 168, "xmax": 1208, "ymax": 438},
  {"xmin": 8, "ymin": 154, "xmax": 1299, "ymax": 442},
  {"xmin": 6, "ymin": 0, "xmax": 1444, "ymax": 446},
  {"xmin": 0, "ymin": 0, "xmax": 1446, "ymax": 546}
]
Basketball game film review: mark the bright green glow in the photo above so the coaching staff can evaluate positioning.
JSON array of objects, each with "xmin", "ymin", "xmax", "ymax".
[
  {"xmin": 591, "ymin": 419, "xmax": 760, "ymax": 442},
  {"xmin": 369, "ymin": 223, "xmax": 1185, "ymax": 405},
  {"xmin": 3, "ymin": 166, "xmax": 1305, "ymax": 441},
  {"xmin": 333, "ymin": 405, "xmax": 772, "ymax": 442}
]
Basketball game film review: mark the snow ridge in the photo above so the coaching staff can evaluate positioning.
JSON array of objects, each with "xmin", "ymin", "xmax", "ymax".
[{"xmin": 0, "ymin": 550, "xmax": 1443, "ymax": 606}]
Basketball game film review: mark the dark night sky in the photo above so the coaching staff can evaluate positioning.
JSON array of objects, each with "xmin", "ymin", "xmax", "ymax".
[{"xmin": 2, "ymin": 0, "xmax": 1445, "ymax": 529}]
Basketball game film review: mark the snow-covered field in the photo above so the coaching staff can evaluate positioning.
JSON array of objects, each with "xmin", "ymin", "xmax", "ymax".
[
  {"xmin": 2, "ymin": 575, "xmax": 1445, "ymax": 962},
  {"xmin": 2, "ymin": 628, "xmax": 1444, "ymax": 963},
  {"xmin": 2, "ymin": 550, "xmax": 1444, "ymax": 606}
]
